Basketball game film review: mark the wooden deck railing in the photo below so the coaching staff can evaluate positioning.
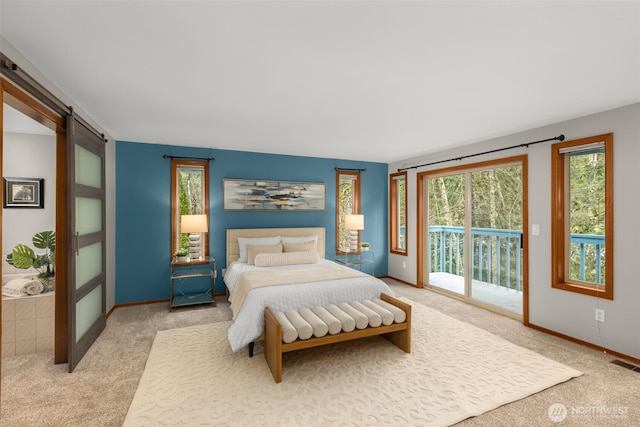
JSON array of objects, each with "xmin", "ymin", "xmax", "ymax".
[{"xmin": 429, "ymin": 226, "xmax": 605, "ymax": 290}]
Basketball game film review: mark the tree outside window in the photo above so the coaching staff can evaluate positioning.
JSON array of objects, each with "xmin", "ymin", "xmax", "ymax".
[
  {"xmin": 551, "ymin": 133, "xmax": 613, "ymax": 299},
  {"xmin": 390, "ymin": 171, "xmax": 407, "ymax": 255},
  {"xmin": 336, "ymin": 171, "xmax": 360, "ymax": 252}
]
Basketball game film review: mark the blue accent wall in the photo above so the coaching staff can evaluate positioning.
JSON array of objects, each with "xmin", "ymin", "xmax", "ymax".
[{"xmin": 115, "ymin": 141, "xmax": 389, "ymax": 304}]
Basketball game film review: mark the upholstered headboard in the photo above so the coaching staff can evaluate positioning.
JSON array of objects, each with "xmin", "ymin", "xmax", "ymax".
[{"xmin": 226, "ymin": 227, "xmax": 326, "ymax": 267}]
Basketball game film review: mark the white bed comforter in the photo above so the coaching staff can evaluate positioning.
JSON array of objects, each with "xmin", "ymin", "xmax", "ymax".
[{"xmin": 224, "ymin": 259, "xmax": 394, "ymax": 352}]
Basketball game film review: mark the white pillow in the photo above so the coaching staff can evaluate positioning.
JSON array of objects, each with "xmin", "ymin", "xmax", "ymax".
[
  {"xmin": 283, "ymin": 240, "xmax": 317, "ymax": 253},
  {"xmin": 254, "ymin": 251, "xmax": 319, "ymax": 267},
  {"xmin": 246, "ymin": 243, "xmax": 283, "ymax": 265},
  {"xmin": 281, "ymin": 235, "xmax": 318, "ymax": 244},
  {"xmin": 237, "ymin": 236, "xmax": 281, "ymax": 263}
]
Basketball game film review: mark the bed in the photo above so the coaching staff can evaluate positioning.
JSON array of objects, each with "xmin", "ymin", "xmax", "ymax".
[{"xmin": 224, "ymin": 227, "xmax": 394, "ymax": 353}]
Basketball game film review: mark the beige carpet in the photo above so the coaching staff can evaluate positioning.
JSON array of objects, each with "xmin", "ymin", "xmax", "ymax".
[{"xmin": 123, "ymin": 299, "xmax": 582, "ymax": 426}]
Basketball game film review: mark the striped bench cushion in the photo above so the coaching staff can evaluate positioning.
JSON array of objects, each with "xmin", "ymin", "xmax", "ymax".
[{"xmin": 273, "ymin": 298, "xmax": 407, "ymax": 344}]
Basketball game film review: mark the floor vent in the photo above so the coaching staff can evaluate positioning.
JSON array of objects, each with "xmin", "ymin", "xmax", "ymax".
[{"xmin": 610, "ymin": 359, "xmax": 640, "ymax": 372}]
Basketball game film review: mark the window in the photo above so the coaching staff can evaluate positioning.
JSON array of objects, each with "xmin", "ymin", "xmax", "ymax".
[
  {"xmin": 171, "ymin": 160, "xmax": 209, "ymax": 257},
  {"xmin": 551, "ymin": 133, "xmax": 613, "ymax": 299},
  {"xmin": 390, "ymin": 171, "xmax": 407, "ymax": 255},
  {"xmin": 336, "ymin": 171, "xmax": 360, "ymax": 253}
]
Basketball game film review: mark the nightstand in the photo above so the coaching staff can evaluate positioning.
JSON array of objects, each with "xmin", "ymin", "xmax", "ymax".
[
  {"xmin": 334, "ymin": 250, "xmax": 375, "ymax": 276},
  {"xmin": 170, "ymin": 256, "xmax": 216, "ymax": 310}
]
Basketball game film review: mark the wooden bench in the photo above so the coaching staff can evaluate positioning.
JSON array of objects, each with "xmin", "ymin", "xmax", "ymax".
[{"xmin": 264, "ymin": 293, "xmax": 411, "ymax": 383}]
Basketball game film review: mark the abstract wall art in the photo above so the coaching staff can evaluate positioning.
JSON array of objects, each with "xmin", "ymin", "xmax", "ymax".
[{"xmin": 223, "ymin": 179, "xmax": 325, "ymax": 211}]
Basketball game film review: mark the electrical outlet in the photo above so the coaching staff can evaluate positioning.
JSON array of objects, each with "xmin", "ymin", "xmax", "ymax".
[
  {"xmin": 402, "ymin": 261, "xmax": 406, "ymax": 269},
  {"xmin": 532, "ymin": 224, "xmax": 540, "ymax": 236},
  {"xmin": 221, "ymin": 268, "xmax": 226, "ymax": 277},
  {"xmin": 595, "ymin": 308, "xmax": 605, "ymax": 323}
]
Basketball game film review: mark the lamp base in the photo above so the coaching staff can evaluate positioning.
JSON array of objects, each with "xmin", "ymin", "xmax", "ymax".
[
  {"xmin": 189, "ymin": 233, "xmax": 202, "ymax": 260},
  {"xmin": 349, "ymin": 231, "xmax": 358, "ymax": 252}
]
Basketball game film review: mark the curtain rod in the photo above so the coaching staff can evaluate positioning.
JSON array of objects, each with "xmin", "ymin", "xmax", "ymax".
[
  {"xmin": 335, "ymin": 167, "xmax": 367, "ymax": 172},
  {"xmin": 398, "ymin": 134, "xmax": 565, "ymax": 172},
  {"xmin": 163, "ymin": 154, "xmax": 216, "ymax": 162}
]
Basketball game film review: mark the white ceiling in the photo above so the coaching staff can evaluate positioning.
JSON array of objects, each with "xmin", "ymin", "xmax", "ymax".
[{"xmin": 1, "ymin": 1, "xmax": 638, "ymax": 163}]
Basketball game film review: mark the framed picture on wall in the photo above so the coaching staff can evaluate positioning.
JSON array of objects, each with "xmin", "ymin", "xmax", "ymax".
[
  {"xmin": 223, "ymin": 178, "xmax": 326, "ymax": 211},
  {"xmin": 3, "ymin": 177, "xmax": 44, "ymax": 208}
]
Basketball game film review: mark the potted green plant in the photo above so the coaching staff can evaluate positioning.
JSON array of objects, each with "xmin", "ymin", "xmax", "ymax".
[
  {"xmin": 175, "ymin": 248, "xmax": 190, "ymax": 262},
  {"xmin": 360, "ymin": 242, "xmax": 370, "ymax": 251},
  {"xmin": 6, "ymin": 230, "xmax": 55, "ymax": 292}
]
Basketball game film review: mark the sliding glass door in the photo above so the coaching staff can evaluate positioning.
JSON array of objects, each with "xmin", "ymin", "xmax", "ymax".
[
  {"xmin": 469, "ymin": 165, "xmax": 523, "ymax": 314},
  {"xmin": 427, "ymin": 173, "xmax": 466, "ymax": 295},
  {"xmin": 423, "ymin": 157, "xmax": 526, "ymax": 317}
]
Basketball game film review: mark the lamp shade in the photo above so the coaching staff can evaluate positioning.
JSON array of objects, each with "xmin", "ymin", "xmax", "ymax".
[
  {"xmin": 344, "ymin": 214, "xmax": 364, "ymax": 231},
  {"xmin": 181, "ymin": 214, "xmax": 208, "ymax": 233}
]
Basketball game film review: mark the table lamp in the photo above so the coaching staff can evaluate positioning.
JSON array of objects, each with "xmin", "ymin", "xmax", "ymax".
[
  {"xmin": 344, "ymin": 214, "xmax": 364, "ymax": 252},
  {"xmin": 181, "ymin": 214, "xmax": 208, "ymax": 260}
]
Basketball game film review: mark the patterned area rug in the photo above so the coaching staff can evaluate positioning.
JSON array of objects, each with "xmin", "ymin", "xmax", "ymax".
[{"xmin": 123, "ymin": 299, "xmax": 582, "ymax": 426}]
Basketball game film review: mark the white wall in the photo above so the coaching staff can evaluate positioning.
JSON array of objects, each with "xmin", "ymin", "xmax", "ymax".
[
  {"xmin": 389, "ymin": 103, "xmax": 640, "ymax": 360},
  {"xmin": 2, "ymin": 131, "xmax": 56, "ymax": 251}
]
